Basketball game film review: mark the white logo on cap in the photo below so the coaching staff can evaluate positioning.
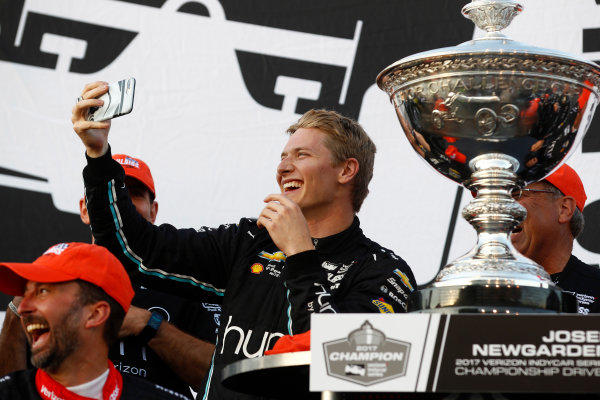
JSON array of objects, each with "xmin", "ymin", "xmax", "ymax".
[
  {"xmin": 115, "ymin": 156, "xmax": 140, "ymax": 169},
  {"xmin": 44, "ymin": 243, "xmax": 69, "ymax": 256}
]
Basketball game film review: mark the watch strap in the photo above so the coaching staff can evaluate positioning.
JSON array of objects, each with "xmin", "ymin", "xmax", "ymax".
[{"xmin": 138, "ymin": 311, "xmax": 164, "ymax": 345}]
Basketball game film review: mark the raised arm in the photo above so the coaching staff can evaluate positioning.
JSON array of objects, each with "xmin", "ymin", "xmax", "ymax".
[
  {"xmin": 0, "ymin": 297, "xmax": 27, "ymax": 376},
  {"xmin": 72, "ymin": 82, "xmax": 233, "ymax": 298}
]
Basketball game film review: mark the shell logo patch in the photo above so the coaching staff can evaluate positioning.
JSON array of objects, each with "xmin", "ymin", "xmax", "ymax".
[
  {"xmin": 393, "ymin": 269, "xmax": 415, "ymax": 292},
  {"xmin": 258, "ymin": 251, "xmax": 286, "ymax": 262},
  {"xmin": 372, "ymin": 298, "xmax": 394, "ymax": 314},
  {"xmin": 250, "ymin": 263, "xmax": 264, "ymax": 274}
]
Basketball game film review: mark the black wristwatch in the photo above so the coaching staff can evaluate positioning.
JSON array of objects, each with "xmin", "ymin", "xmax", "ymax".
[{"xmin": 138, "ymin": 311, "xmax": 164, "ymax": 345}]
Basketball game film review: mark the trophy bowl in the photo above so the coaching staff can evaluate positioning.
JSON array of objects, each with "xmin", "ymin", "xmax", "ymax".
[{"xmin": 377, "ymin": 0, "xmax": 600, "ymax": 313}]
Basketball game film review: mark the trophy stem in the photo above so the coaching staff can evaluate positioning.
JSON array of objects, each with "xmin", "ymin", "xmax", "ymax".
[{"xmin": 409, "ymin": 154, "xmax": 576, "ymax": 314}]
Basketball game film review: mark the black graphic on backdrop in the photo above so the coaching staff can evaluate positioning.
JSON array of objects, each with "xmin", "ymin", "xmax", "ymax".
[
  {"xmin": 235, "ymin": 51, "xmax": 347, "ymax": 115},
  {"xmin": 581, "ymin": 24, "xmax": 600, "ymax": 155},
  {"xmin": 0, "ymin": 184, "xmax": 90, "ymax": 258},
  {"xmin": 0, "ymin": 178, "xmax": 90, "ymax": 309},
  {"xmin": 224, "ymin": 0, "xmax": 474, "ymax": 119},
  {"xmin": 578, "ymin": 6, "xmax": 600, "ymax": 254},
  {"xmin": 0, "ymin": 0, "xmax": 137, "ymax": 73}
]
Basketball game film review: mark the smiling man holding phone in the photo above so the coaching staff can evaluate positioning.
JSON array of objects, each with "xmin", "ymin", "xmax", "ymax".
[{"xmin": 72, "ymin": 81, "xmax": 417, "ymax": 399}]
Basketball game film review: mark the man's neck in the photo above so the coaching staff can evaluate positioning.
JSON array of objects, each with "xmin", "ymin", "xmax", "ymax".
[
  {"xmin": 306, "ymin": 209, "xmax": 355, "ymax": 239},
  {"xmin": 48, "ymin": 352, "xmax": 109, "ymax": 388},
  {"xmin": 538, "ymin": 239, "xmax": 573, "ymax": 276}
]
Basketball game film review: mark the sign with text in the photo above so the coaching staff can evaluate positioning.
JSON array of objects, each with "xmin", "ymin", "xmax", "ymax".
[{"xmin": 311, "ymin": 314, "xmax": 600, "ymax": 393}]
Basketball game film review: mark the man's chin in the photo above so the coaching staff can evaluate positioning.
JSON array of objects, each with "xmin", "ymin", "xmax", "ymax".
[
  {"xmin": 282, "ymin": 190, "xmax": 302, "ymax": 202},
  {"xmin": 31, "ymin": 351, "xmax": 53, "ymax": 370}
]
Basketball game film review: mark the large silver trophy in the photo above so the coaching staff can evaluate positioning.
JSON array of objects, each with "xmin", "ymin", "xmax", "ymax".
[{"xmin": 377, "ymin": 0, "xmax": 600, "ymax": 313}]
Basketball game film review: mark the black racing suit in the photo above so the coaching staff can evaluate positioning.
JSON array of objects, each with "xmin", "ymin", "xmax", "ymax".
[
  {"xmin": 83, "ymin": 150, "xmax": 417, "ymax": 400},
  {"xmin": 0, "ymin": 369, "xmax": 192, "ymax": 400},
  {"xmin": 109, "ymin": 283, "xmax": 221, "ymax": 397},
  {"xmin": 552, "ymin": 255, "xmax": 600, "ymax": 314}
]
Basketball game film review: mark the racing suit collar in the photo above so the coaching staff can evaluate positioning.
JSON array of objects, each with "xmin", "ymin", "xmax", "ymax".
[{"xmin": 311, "ymin": 216, "xmax": 362, "ymax": 253}]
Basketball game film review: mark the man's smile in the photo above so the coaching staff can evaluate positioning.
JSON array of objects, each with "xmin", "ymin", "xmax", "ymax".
[
  {"xmin": 26, "ymin": 321, "xmax": 50, "ymax": 350},
  {"xmin": 283, "ymin": 181, "xmax": 303, "ymax": 192}
]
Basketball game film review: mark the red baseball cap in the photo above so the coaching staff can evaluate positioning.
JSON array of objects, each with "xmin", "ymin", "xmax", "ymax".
[
  {"xmin": 545, "ymin": 163, "xmax": 587, "ymax": 212},
  {"xmin": 0, "ymin": 243, "xmax": 134, "ymax": 312},
  {"xmin": 113, "ymin": 154, "xmax": 155, "ymax": 198}
]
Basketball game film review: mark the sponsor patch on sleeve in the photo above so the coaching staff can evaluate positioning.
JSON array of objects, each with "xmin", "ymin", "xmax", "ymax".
[
  {"xmin": 371, "ymin": 298, "xmax": 395, "ymax": 314},
  {"xmin": 393, "ymin": 269, "xmax": 415, "ymax": 292}
]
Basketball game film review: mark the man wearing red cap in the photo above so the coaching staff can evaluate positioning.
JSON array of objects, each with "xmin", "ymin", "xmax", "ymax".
[
  {"xmin": 0, "ymin": 154, "xmax": 221, "ymax": 398},
  {"xmin": 0, "ymin": 242, "xmax": 190, "ymax": 399},
  {"xmin": 511, "ymin": 163, "xmax": 600, "ymax": 314}
]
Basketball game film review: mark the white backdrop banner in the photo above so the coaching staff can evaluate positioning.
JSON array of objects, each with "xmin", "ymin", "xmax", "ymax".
[{"xmin": 1, "ymin": 0, "xmax": 600, "ymax": 296}]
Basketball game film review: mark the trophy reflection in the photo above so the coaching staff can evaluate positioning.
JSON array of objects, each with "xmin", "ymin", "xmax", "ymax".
[{"xmin": 377, "ymin": 0, "xmax": 600, "ymax": 313}]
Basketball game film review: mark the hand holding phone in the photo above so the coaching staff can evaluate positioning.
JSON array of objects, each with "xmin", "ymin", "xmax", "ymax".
[{"xmin": 83, "ymin": 78, "xmax": 136, "ymax": 122}]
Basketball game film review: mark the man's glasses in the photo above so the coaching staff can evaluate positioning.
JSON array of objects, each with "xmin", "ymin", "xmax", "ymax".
[{"xmin": 511, "ymin": 188, "xmax": 555, "ymax": 201}]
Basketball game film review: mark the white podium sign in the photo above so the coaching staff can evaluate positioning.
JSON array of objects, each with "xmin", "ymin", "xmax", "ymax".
[
  {"xmin": 310, "ymin": 313, "xmax": 443, "ymax": 392},
  {"xmin": 310, "ymin": 313, "xmax": 600, "ymax": 394}
]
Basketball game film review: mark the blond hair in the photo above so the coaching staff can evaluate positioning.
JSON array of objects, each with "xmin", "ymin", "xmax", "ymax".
[{"xmin": 287, "ymin": 109, "xmax": 376, "ymax": 212}]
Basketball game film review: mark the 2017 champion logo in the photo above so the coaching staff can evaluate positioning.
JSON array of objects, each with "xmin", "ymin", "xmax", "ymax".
[{"xmin": 323, "ymin": 321, "xmax": 410, "ymax": 386}]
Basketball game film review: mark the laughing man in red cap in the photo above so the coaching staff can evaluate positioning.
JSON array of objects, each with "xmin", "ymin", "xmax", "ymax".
[
  {"xmin": 0, "ymin": 154, "xmax": 219, "ymax": 398},
  {"xmin": 0, "ymin": 242, "xmax": 189, "ymax": 399},
  {"xmin": 511, "ymin": 164, "xmax": 600, "ymax": 314}
]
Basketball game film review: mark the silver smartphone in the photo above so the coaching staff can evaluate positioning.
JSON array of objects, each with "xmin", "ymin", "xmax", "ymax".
[{"xmin": 87, "ymin": 78, "xmax": 136, "ymax": 122}]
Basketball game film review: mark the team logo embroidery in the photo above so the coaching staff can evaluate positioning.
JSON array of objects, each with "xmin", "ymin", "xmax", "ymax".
[
  {"xmin": 250, "ymin": 263, "xmax": 264, "ymax": 274},
  {"xmin": 43, "ymin": 243, "xmax": 69, "ymax": 256},
  {"xmin": 258, "ymin": 251, "xmax": 286, "ymax": 262},
  {"xmin": 393, "ymin": 269, "xmax": 415, "ymax": 292},
  {"xmin": 371, "ymin": 298, "xmax": 394, "ymax": 314},
  {"xmin": 114, "ymin": 156, "xmax": 140, "ymax": 169}
]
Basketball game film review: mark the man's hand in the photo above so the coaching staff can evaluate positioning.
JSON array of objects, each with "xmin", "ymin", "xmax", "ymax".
[
  {"xmin": 0, "ymin": 296, "xmax": 27, "ymax": 375},
  {"xmin": 118, "ymin": 305, "xmax": 151, "ymax": 338},
  {"xmin": 71, "ymin": 81, "xmax": 112, "ymax": 158},
  {"xmin": 257, "ymin": 194, "xmax": 314, "ymax": 256}
]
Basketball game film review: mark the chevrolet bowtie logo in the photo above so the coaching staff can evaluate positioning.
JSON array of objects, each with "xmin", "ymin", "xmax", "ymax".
[{"xmin": 258, "ymin": 251, "xmax": 286, "ymax": 262}]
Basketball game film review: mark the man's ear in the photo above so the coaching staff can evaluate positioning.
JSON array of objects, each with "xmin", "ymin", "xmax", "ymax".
[
  {"xmin": 79, "ymin": 197, "xmax": 90, "ymax": 225},
  {"xmin": 84, "ymin": 301, "xmax": 111, "ymax": 330},
  {"xmin": 150, "ymin": 201, "xmax": 158, "ymax": 224},
  {"xmin": 338, "ymin": 158, "xmax": 359, "ymax": 184},
  {"xmin": 558, "ymin": 196, "xmax": 577, "ymax": 224}
]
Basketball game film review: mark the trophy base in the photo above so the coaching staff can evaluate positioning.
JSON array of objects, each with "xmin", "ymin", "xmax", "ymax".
[{"xmin": 408, "ymin": 285, "xmax": 578, "ymax": 314}]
